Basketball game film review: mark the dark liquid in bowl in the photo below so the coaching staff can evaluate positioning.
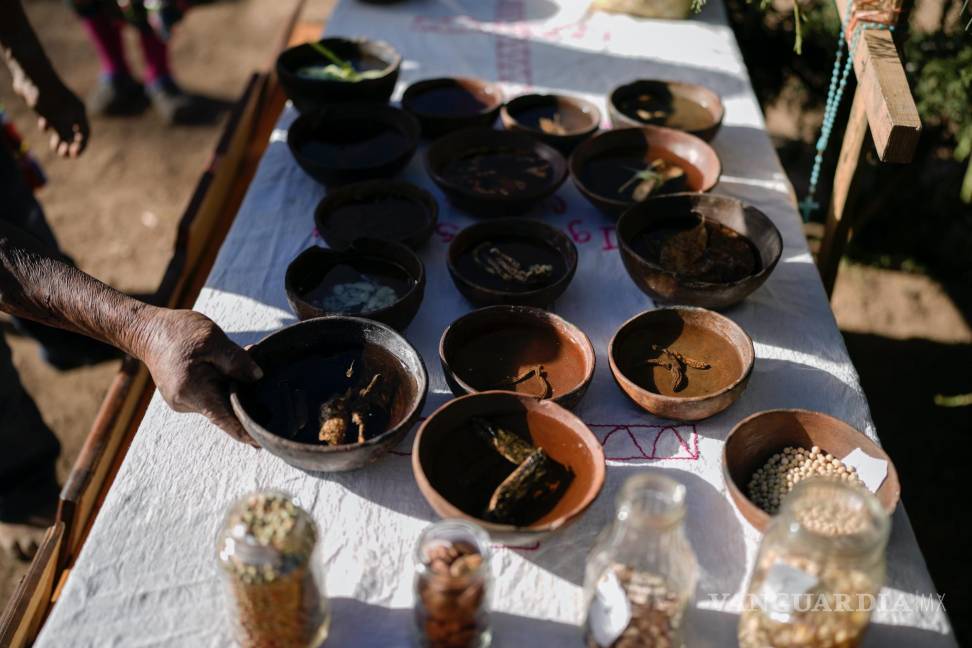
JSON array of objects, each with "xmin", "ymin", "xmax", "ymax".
[
  {"xmin": 619, "ymin": 93, "xmax": 715, "ymax": 132},
  {"xmin": 300, "ymin": 124, "xmax": 410, "ymax": 168},
  {"xmin": 455, "ymin": 237, "xmax": 565, "ymax": 293},
  {"xmin": 241, "ymin": 347, "xmax": 402, "ymax": 443},
  {"xmin": 408, "ymin": 86, "xmax": 492, "ymax": 116},
  {"xmin": 324, "ymin": 195, "xmax": 429, "ymax": 244},
  {"xmin": 443, "ymin": 148, "xmax": 553, "ymax": 197},
  {"xmin": 512, "ymin": 104, "xmax": 591, "ymax": 134},
  {"xmin": 581, "ymin": 148, "xmax": 695, "ymax": 198},
  {"xmin": 631, "ymin": 216, "xmax": 761, "ymax": 283},
  {"xmin": 298, "ymin": 256, "xmax": 414, "ymax": 314}
]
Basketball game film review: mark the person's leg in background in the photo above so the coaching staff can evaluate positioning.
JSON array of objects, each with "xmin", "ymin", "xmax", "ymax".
[{"xmin": 71, "ymin": 0, "xmax": 146, "ymax": 116}]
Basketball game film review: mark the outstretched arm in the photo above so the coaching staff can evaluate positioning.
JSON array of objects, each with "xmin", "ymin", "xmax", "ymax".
[
  {"xmin": 0, "ymin": 219, "xmax": 262, "ymax": 445},
  {"xmin": 0, "ymin": 0, "xmax": 89, "ymax": 157}
]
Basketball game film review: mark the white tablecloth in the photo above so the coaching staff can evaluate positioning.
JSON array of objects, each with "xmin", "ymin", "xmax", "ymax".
[{"xmin": 36, "ymin": 1, "xmax": 955, "ymax": 646}]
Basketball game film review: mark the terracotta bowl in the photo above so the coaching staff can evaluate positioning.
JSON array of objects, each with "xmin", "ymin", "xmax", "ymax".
[
  {"xmin": 412, "ymin": 391, "xmax": 606, "ymax": 542},
  {"xmin": 284, "ymin": 239, "xmax": 425, "ymax": 331},
  {"xmin": 446, "ymin": 218, "xmax": 578, "ymax": 308},
  {"xmin": 231, "ymin": 316, "xmax": 428, "ymax": 472},
  {"xmin": 608, "ymin": 79, "xmax": 724, "ymax": 141},
  {"xmin": 723, "ymin": 409, "xmax": 901, "ymax": 532},
  {"xmin": 276, "ymin": 37, "xmax": 401, "ymax": 114},
  {"xmin": 314, "ymin": 180, "xmax": 438, "ymax": 250},
  {"xmin": 616, "ymin": 193, "xmax": 783, "ymax": 310},
  {"xmin": 501, "ymin": 93, "xmax": 601, "ymax": 153},
  {"xmin": 608, "ymin": 307, "xmax": 754, "ymax": 421},
  {"xmin": 426, "ymin": 128, "xmax": 568, "ymax": 215},
  {"xmin": 439, "ymin": 306, "xmax": 596, "ymax": 410},
  {"xmin": 569, "ymin": 126, "xmax": 721, "ymax": 216},
  {"xmin": 287, "ymin": 104, "xmax": 420, "ymax": 186},
  {"xmin": 402, "ymin": 77, "xmax": 503, "ymax": 138}
]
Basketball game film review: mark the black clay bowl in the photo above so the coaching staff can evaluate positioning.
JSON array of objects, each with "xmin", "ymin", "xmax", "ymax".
[
  {"xmin": 724, "ymin": 409, "xmax": 900, "ymax": 532},
  {"xmin": 402, "ymin": 77, "xmax": 503, "ymax": 138},
  {"xmin": 608, "ymin": 79, "xmax": 724, "ymax": 141},
  {"xmin": 426, "ymin": 128, "xmax": 568, "ymax": 215},
  {"xmin": 608, "ymin": 307, "xmax": 754, "ymax": 421},
  {"xmin": 412, "ymin": 391, "xmax": 606, "ymax": 542},
  {"xmin": 447, "ymin": 218, "xmax": 578, "ymax": 308},
  {"xmin": 287, "ymin": 104, "xmax": 420, "ymax": 186},
  {"xmin": 276, "ymin": 37, "xmax": 401, "ymax": 113},
  {"xmin": 314, "ymin": 180, "xmax": 438, "ymax": 250},
  {"xmin": 284, "ymin": 238, "xmax": 425, "ymax": 331},
  {"xmin": 569, "ymin": 126, "xmax": 720, "ymax": 216},
  {"xmin": 617, "ymin": 193, "xmax": 783, "ymax": 309},
  {"xmin": 231, "ymin": 316, "xmax": 428, "ymax": 472},
  {"xmin": 439, "ymin": 306, "xmax": 596, "ymax": 410},
  {"xmin": 501, "ymin": 93, "xmax": 601, "ymax": 153}
]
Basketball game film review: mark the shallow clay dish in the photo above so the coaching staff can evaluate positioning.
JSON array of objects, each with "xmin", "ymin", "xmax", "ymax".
[
  {"xmin": 284, "ymin": 239, "xmax": 425, "ymax": 331},
  {"xmin": 569, "ymin": 126, "xmax": 720, "ymax": 215},
  {"xmin": 426, "ymin": 128, "xmax": 568, "ymax": 215},
  {"xmin": 723, "ymin": 409, "xmax": 901, "ymax": 533},
  {"xmin": 402, "ymin": 77, "xmax": 503, "ymax": 137},
  {"xmin": 276, "ymin": 37, "xmax": 401, "ymax": 114},
  {"xmin": 439, "ymin": 306, "xmax": 596, "ymax": 410},
  {"xmin": 412, "ymin": 391, "xmax": 606, "ymax": 542},
  {"xmin": 288, "ymin": 104, "xmax": 420, "ymax": 186},
  {"xmin": 314, "ymin": 180, "xmax": 438, "ymax": 250},
  {"xmin": 447, "ymin": 218, "xmax": 578, "ymax": 307},
  {"xmin": 231, "ymin": 317, "xmax": 428, "ymax": 472},
  {"xmin": 617, "ymin": 193, "xmax": 783, "ymax": 309},
  {"xmin": 609, "ymin": 79, "xmax": 724, "ymax": 141},
  {"xmin": 608, "ymin": 307, "xmax": 754, "ymax": 421},
  {"xmin": 501, "ymin": 93, "xmax": 601, "ymax": 153}
]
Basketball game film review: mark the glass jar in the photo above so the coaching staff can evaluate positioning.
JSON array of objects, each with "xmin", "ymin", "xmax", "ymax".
[
  {"xmin": 414, "ymin": 520, "xmax": 493, "ymax": 648},
  {"xmin": 216, "ymin": 490, "xmax": 330, "ymax": 647},
  {"xmin": 739, "ymin": 478, "xmax": 891, "ymax": 648},
  {"xmin": 583, "ymin": 473, "xmax": 699, "ymax": 648}
]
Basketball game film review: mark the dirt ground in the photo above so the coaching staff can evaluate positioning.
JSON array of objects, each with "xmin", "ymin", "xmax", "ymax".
[{"xmin": 2, "ymin": 0, "xmax": 971, "ymax": 642}]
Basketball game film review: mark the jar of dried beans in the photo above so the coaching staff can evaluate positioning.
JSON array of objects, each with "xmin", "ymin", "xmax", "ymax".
[
  {"xmin": 216, "ymin": 490, "xmax": 330, "ymax": 647},
  {"xmin": 739, "ymin": 478, "xmax": 890, "ymax": 648},
  {"xmin": 414, "ymin": 520, "xmax": 493, "ymax": 648},
  {"xmin": 583, "ymin": 473, "xmax": 699, "ymax": 648}
]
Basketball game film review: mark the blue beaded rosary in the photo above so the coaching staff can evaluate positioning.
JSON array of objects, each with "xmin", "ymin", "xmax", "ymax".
[{"xmin": 799, "ymin": 0, "xmax": 896, "ymax": 222}]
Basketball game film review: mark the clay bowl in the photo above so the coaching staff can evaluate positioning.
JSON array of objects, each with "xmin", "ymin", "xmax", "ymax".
[
  {"xmin": 447, "ymin": 218, "xmax": 578, "ymax": 308},
  {"xmin": 617, "ymin": 193, "xmax": 783, "ymax": 310},
  {"xmin": 569, "ymin": 126, "xmax": 720, "ymax": 216},
  {"xmin": 723, "ymin": 409, "xmax": 901, "ymax": 533},
  {"xmin": 412, "ymin": 391, "xmax": 606, "ymax": 542},
  {"xmin": 426, "ymin": 129, "xmax": 568, "ymax": 215},
  {"xmin": 314, "ymin": 180, "xmax": 438, "ymax": 250},
  {"xmin": 609, "ymin": 79, "xmax": 724, "ymax": 141},
  {"xmin": 231, "ymin": 316, "xmax": 428, "ymax": 472},
  {"xmin": 276, "ymin": 37, "xmax": 401, "ymax": 114},
  {"xmin": 608, "ymin": 307, "xmax": 754, "ymax": 421},
  {"xmin": 439, "ymin": 306, "xmax": 596, "ymax": 410},
  {"xmin": 402, "ymin": 77, "xmax": 503, "ymax": 138},
  {"xmin": 284, "ymin": 238, "xmax": 425, "ymax": 331},
  {"xmin": 287, "ymin": 104, "xmax": 420, "ymax": 186},
  {"xmin": 500, "ymin": 93, "xmax": 601, "ymax": 153}
]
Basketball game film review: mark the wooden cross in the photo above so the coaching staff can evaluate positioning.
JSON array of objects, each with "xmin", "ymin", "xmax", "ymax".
[{"xmin": 815, "ymin": 0, "xmax": 921, "ymax": 296}]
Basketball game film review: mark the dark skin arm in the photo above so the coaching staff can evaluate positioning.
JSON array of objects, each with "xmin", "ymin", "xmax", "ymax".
[
  {"xmin": 0, "ymin": 219, "xmax": 263, "ymax": 446},
  {"xmin": 0, "ymin": 0, "xmax": 89, "ymax": 157}
]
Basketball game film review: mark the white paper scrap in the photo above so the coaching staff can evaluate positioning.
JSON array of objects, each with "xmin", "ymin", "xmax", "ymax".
[{"xmin": 842, "ymin": 447, "xmax": 889, "ymax": 492}]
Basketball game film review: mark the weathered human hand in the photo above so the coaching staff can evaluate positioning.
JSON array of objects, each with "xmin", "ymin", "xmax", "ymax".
[
  {"xmin": 139, "ymin": 308, "xmax": 263, "ymax": 446},
  {"xmin": 34, "ymin": 82, "xmax": 89, "ymax": 158}
]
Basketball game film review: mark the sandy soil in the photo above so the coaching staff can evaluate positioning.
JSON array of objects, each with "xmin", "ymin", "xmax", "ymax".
[{"xmin": 1, "ymin": 0, "xmax": 970, "ymax": 641}]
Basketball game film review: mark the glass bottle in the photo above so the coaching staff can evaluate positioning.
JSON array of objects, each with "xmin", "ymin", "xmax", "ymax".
[
  {"xmin": 216, "ymin": 490, "xmax": 330, "ymax": 647},
  {"xmin": 583, "ymin": 473, "xmax": 699, "ymax": 648},
  {"xmin": 739, "ymin": 478, "xmax": 890, "ymax": 648},
  {"xmin": 414, "ymin": 520, "xmax": 493, "ymax": 648}
]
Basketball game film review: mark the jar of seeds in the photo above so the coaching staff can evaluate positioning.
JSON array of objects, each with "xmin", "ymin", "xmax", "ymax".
[
  {"xmin": 739, "ymin": 478, "xmax": 890, "ymax": 648},
  {"xmin": 216, "ymin": 490, "xmax": 330, "ymax": 647},
  {"xmin": 583, "ymin": 473, "xmax": 699, "ymax": 648},
  {"xmin": 414, "ymin": 520, "xmax": 492, "ymax": 648}
]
